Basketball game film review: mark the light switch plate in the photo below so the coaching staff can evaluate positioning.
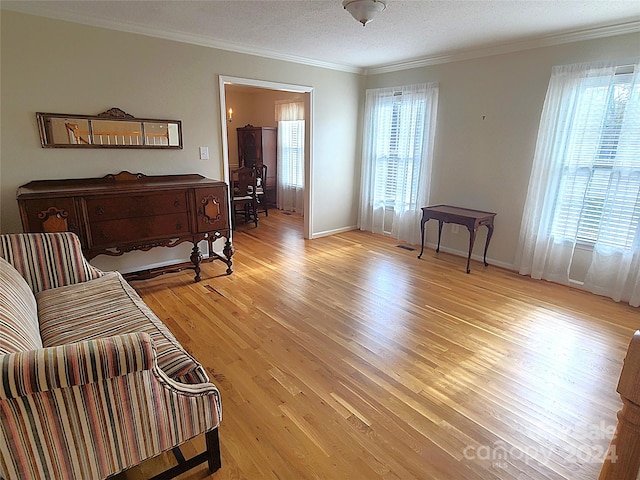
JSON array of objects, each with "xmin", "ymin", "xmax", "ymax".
[{"xmin": 199, "ymin": 146, "xmax": 209, "ymax": 160}]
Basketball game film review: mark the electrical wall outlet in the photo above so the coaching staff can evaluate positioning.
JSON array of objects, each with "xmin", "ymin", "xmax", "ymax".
[{"xmin": 451, "ymin": 224, "xmax": 459, "ymax": 234}]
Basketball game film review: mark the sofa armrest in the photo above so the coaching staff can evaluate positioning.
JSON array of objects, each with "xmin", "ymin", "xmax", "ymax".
[
  {"xmin": 155, "ymin": 363, "xmax": 222, "ymax": 401},
  {"xmin": 0, "ymin": 332, "xmax": 154, "ymax": 399},
  {"xmin": 0, "ymin": 332, "xmax": 222, "ymax": 479},
  {"xmin": 0, "ymin": 232, "xmax": 103, "ymax": 294}
]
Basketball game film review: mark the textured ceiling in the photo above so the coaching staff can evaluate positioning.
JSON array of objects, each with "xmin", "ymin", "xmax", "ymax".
[{"xmin": 3, "ymin": 0, "xmax": 640, "ymax": 73}]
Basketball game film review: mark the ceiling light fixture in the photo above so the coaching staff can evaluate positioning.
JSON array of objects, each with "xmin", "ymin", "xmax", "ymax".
[{"xmin": 342, "ymin": 0, "xmax": 387, "ymax": 27}]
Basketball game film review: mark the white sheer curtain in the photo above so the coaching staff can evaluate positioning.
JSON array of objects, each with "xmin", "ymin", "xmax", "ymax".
[
  {"xmin": 276, "ymin": 101, "xmax": 305, "ymax": 213},
  {"xmin": 358, "ymin": 83, "xmax": 439, "ymax": 245},
  {"xmin": 516, "ymin": 59, "xmax": 640, "ymax": 307}
]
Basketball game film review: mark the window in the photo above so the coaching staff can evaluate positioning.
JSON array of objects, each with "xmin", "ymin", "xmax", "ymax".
[
  {"xmin": 279, "ymin": 120, "xmax": 304, "ymax": 188},
  {"xmin": 550, "ymin": 69, "xmax": 640, "ymax": 249},
  {"xmin": 518, "ymin": 59, "xmax": 639, "ymax": 306},
  {"xmin": 275, "ymin": 100, "xmax": 305, "ymax": 213},
  {"xmin": 358, "ymin": 82, "xmax": 438, "ymax": 245},
  {"xmin": 374, "ymin": 97, "xmax": 426, "ymax": 206}
]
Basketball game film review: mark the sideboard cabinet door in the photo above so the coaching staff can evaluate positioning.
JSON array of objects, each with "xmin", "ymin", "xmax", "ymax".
[
  {"xmin": 195, "ymin": 186, "xmax": 229, "ymax": 233},
  {"xmin": 18, "ymin": 197, "xmax": 82, "ymax": 238}
]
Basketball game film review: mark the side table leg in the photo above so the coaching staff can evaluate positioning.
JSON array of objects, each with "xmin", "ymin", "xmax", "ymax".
[
  {"xmin": 483, "ymin": 224, "xmax": 494, "ymax": 267},
  {"xmin": 418, "ymin": 219, "xmax": 426, "ymax": 259},
  {"xmin": 436, "ymin": 221, "xmax": 443, "ymax": 253},
  {"xmin": 466, "ymin": 227, "xmax": 477, "ymax": 274},
  {"xmin": 190, "ymin": 243, "xmax": 203, "ymax": 282}
]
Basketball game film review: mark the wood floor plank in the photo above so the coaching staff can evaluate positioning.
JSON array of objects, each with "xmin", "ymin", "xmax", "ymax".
[{"xmin": 115, "ymin": 211, "xmax": 638, "ymax": 480}]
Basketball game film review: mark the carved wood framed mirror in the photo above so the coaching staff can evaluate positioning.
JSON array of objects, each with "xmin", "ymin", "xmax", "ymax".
[{"xmin": 36, "ymin": 108, "xmax": 183, "ymax": 149}]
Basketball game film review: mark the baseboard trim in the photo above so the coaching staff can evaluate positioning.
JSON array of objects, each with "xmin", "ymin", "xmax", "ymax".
[
  {"xmin": 423, "ymin": 242, "xmax": 515, "ymax": 271},
  {"xmin": 311, "ymin": 225, "xmax": 358, "ymax": 239}
]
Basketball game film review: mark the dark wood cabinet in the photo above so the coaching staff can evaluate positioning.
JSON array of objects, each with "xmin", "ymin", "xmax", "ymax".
[
  {"xmin": 16, "ymin": 171, "xmax": 233, "ymax": 282},
  {"xmin": 237, "ymin": 125, "xmax": 277, "ymax": 207}
]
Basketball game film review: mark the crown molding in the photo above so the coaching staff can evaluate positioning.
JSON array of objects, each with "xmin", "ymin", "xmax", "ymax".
[
  {"xmin": 3, "ymin": 4, "xmax": 638, "ymax": 77},
  {"xmin": 365, "ymin": 20, "xmax": 640, "ymax": 75},
  {"xmin": 0, "ymin": 3, "xmax": 364, "ymax": 75}
]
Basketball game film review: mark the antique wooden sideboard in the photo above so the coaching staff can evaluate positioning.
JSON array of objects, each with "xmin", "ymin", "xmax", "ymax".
[{"xmin": 16, "ymin": 171, "xmax": 233, "ymax": 282}]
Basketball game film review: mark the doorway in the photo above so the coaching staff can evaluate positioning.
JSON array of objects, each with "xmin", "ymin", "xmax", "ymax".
[{"xmin": 218, "ymin": 76, "xmax": 313, "ymax": 239}]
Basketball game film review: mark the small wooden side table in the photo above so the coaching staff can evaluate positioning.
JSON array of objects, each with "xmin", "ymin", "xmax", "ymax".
[{"xmin": 417, "ymin": 205, "xmax": 496, "ymax": 273}]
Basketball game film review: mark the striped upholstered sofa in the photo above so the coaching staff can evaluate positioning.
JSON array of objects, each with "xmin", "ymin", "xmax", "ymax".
[{"xmin": 0, "ymin": 232, "xmax": 222, "ymax": 479}]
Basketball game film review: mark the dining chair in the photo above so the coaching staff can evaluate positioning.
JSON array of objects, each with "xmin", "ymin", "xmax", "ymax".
[
  {"xmin": 255, "ymin": 164, "xmax": 268, "ymax": 217},
  {"xmin": 231, "ymin": 166, "xmax": 258, "ymax": 229}
]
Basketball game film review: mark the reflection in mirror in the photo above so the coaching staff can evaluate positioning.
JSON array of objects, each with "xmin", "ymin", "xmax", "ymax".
[
  {"xmin": 91, "ymin": 120, "xmax": 142, "ymax": 146},
  {"xmin": 144, "ymin": 122, "xmax": 179, "ymax": 146},
  {"xmin": 48, "ymin": 117, "xmax": 91, "ymax": 145},
  {"xmin": 36, "ymin": 108, "xmax": 182, "ymax": 149},
  {"xmin": 65, "ymin": 120, "xmax": 91, "ymax": 145}
]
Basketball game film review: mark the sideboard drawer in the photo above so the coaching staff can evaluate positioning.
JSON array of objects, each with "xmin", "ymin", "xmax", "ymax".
[
  {"xmin": 89, "ymin": 213, "xmax": 189, "ymax": 248},
  {"xmin": 85, "ymin": 192, "xmax": 188, "ymax": 222}
]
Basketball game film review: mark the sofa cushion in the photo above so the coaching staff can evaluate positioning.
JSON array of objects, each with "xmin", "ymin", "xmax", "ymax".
[
  {"xmin": 0, "ymin": 232, "xmax": 103, "ymax": 294},
  {"xmin": 0, "ymin": 257, "xmax": 43, "ymax": 354},
  {"xmin": 36, "ymin": 271, "xmax": 202, "ymax": 380}
]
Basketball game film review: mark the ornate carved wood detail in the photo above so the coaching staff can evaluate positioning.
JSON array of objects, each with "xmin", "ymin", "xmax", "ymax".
[
  {"xmin": 37, "ymin": 206, "xmax": 69, "ymax": 233},
  {"xmin": 98, "ymin": 107, "xmax": 135, "ymax": 119},
  {"xmin": 103, "ymin": 171, "xmax": 145, "ymax": 182},
  {"xmin": 119, "ymin": 238, "xmax": 183, "ymax": 252},
  {"xmin": 223, "ymin": 238, "xmax": 235, "ymax": 275},
  {"xmin": 200, "ymin": 195, "xmax": 222, "ymax": 224},
  {"xmin": 88, "ymin": 237, "xmax": 192, "ymax": 259},
  {"xmin": 191, "ymin": 244, "xmax": 203, "ymax": 282}
]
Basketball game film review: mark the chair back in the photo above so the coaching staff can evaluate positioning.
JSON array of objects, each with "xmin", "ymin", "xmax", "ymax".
[
  {"xmin": 232, "ymin": 166, "xmax": 257, "ymax": 198},
  {"xmin": 256, "ymin": 164, "xmax": 267, "ymax": 191}
]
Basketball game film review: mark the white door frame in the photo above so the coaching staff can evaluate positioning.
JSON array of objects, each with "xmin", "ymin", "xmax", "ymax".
[{"xmin": 218, "ymin": 75, "xmax": 314, "ymax": 240}]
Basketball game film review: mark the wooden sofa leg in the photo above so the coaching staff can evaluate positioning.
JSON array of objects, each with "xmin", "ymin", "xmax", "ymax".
[
  {"xmin": 206, "ymin": 428, "xmax": 222, "ymax": 472},
  {"xmin": 149, "ymin": 428, "xmax": 221, "ymax": 480},
  {"xmin": 171, "ymin": 446, "xmax": 186, "ymax": 464}
]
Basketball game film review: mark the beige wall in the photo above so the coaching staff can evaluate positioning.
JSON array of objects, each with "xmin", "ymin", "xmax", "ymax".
[
  {"xmin": 366, "ymin": 32, "xmax": 640, "ymax": 269},
  {"xmin": 2, "ymin": 11, "xmax": 638, "ymax": 274},
  {"xmin": 0, "ymin": 11, "xmax": 361, "ymax": 272}
]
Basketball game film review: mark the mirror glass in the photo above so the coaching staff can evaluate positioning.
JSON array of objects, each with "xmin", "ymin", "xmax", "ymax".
[{"xmin": 37, "ymin": 108, "xmax": 182, "ymax": 149}]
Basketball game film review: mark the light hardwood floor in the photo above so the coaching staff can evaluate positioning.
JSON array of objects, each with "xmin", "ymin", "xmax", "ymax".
[{"xmin": 119, "ymin": 210, "xmax": 638, "ymax": 480}]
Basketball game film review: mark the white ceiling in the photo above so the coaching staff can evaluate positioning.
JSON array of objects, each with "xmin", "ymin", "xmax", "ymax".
[{"xmin": 3, "ymin": 0, "xmax": 640, "ymax": 74}]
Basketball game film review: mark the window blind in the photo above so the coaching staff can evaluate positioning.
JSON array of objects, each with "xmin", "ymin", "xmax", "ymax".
[
  {"xmin": 373, "ymin": 96, "xmax": 426, "ymax": 206},
  {"xmin": 279, "ymin": 120, "xmax": 304, "ymax": 188},
  {"xmin": 551, "ymin": 71, "xmax": 640, "ymax": 249}
]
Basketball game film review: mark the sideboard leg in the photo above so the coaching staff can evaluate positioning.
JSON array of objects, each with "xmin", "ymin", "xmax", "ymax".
[
  {"xmin": 223, "ymin": 239, "xmax": 234, "ymax": 275},
  {"xmin": 190, "ymin": 244, "xmax": 203, "ymax": 282}
]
